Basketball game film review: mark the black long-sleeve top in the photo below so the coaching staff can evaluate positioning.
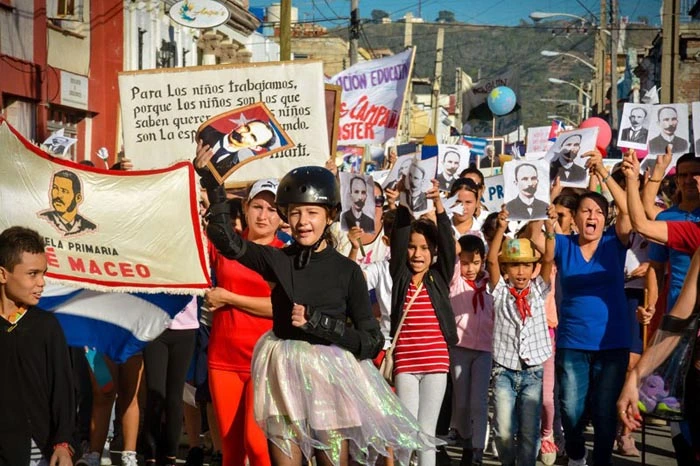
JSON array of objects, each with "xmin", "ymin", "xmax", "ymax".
[
  {"xmin": 389, "ymin": 206, "xmax": 458, "ymax": 345},
  {"xmin": 0, "ymin": 307, "xmax": 75, "ymax": 466},
  {"xmin": 210, "ymin": 229, "xmax": 382, "ymax": 359}
]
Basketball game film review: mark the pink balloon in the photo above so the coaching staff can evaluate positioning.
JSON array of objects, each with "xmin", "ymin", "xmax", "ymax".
[
  {"xmin": 580, "ymin": 117, "xmax": 612, "ymax": 150},
  {"xmin": 634, "ymin": 149, "xmax": 648, "ymax": 160}
]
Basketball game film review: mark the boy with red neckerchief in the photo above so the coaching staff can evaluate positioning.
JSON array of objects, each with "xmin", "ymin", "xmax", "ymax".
[{"xmin": 485, "ymin": 208, "xmax": 554, "ymax": 466}]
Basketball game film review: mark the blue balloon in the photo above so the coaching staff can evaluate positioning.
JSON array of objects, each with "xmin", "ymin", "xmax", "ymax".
[{"xmin": 487, "ymin": 86, "xmax": 517, "ymax": 116}]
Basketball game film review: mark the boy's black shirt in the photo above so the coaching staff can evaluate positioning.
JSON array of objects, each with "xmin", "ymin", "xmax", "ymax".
[{"xmin": 0, "ymin": 306, "xmax": 75, "ymax": 465}]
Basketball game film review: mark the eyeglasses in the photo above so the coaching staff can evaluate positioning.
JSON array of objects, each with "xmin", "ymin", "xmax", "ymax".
[{"xmin": 375, "ymin": 196, "xmax": 386, "ymax": 206}]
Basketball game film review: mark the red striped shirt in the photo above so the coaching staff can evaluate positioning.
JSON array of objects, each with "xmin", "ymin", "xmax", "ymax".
[{"xmin": 394, "ymin": 282, "xmax": 450, "ymax": 375}]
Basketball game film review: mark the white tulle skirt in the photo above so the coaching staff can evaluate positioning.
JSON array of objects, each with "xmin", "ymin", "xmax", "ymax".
[{"xmin": 252, "ymin": 331, "xmax": 442, "ymax": 466}]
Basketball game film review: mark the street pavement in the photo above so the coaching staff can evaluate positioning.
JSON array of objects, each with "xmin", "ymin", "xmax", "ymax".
[
  {"xmin": 105, "ymin": 419, "xmax": 677, "ymax": 465},
  {"xmin": 441, "ymin": 421, "xmax": 676, "ymax": 466}
]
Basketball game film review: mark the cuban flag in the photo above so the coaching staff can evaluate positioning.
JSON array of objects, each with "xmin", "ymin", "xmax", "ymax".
[
  {"xmin": 548, "ymin": 120, "xmax": 566, "ymax": 142},
  {"xmin": 460, "ymin": 136, "xmax": 487, "ymax": 156},
  {"xmin": 39, "ymin": 283, "xmax": 192, "ymax": 364}
]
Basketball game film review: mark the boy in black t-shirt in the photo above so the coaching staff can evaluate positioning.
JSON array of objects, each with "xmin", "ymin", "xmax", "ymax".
[{"xmin": 0, "ymin": 226, "xmax": 75, "ymax": 466}]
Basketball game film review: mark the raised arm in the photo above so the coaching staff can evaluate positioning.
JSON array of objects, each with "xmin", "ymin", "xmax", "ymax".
[
  {"xmin": 427, "ymin": 180, "xmax": 456, "ymax": 283},
  {"xmin": 621, "ymin": 151, "xmax": 669, "ymax": 245},
  {"xmin": 487, "ymin": 207, "xmax": 508, "ymax": 290},
  {"xmin": 390, "ymin": 204, "xmax": 412, "ymax": 277},
  {"xmin": 585, "ymin": 150, "xmax": 631, "ymax": 244},
  {"xmin": 541, "ymin": 206, "xmax": 557, "ymax": 287},
  {"xmin": 641, "ymin": 149, "xmax": 672, "ymax": 220},
  {"xmin": 193, "ymin": 142, "xmax": 276, "ymax": 276}
]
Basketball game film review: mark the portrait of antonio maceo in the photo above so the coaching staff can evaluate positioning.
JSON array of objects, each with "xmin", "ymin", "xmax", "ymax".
[{"xmin": 37, "ymin": 169, "xmax": 97, "ymax": 237}]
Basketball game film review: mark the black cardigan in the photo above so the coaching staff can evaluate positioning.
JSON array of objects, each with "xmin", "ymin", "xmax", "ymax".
[
  {"xmin": 389, "ymin": 206, "xmax": 458, "ymax": 346},
  {"xmin": 0, "ymin": 307, "xmax": 75, "ymax": 465}
]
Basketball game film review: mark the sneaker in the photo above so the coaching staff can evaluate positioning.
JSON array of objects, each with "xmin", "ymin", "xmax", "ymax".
[
  {"xmin": 568, "ymin": 456, "xmax": 587, "ymax": 466},
  {"xmin": 75, "ymin": 452, "xmax": 101, "ymax": 466},
  {"xmin": 616, "ymin": 433, "xmax": 641, "ymax": 457},
  {"xmin": 185, "ymin": 446, "xmax": 205, "ymax": 466},
  {"xmin": 121, "ymin": 450, "xmax": 138, "ymax": 466},
  {"xmin": 540, "ymin": 436, "xmax": 558, "ymax": 466}
]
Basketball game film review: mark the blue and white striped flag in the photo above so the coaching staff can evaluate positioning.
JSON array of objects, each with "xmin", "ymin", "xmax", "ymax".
[
  {"xmin": 39, "ymin": 283, "xmax": 192, "ymax": 364},
  {"xmin": 460, "ymin": 136, "xmax": 488, "ymax": 156}
]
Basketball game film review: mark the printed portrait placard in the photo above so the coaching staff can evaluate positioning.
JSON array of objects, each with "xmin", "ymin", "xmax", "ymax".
[
  {"xmin": 196, "ymin": 102, "xmax": 294, "ymax": 184},
  {"xmin": 339, "ymin": 172, "xmax": 376, "ymax": 234},
  {"xmin": 545, "ymin": 127, "xmax": 598, "ymax": 188},
  {"xmin": 639, "ymin": 103, "xmax": 690, "ymax": 175},
  {"xmin": 617, "ymin": 103, "xmax": 652, "ymax": 151},
  {"xmin": 502, "ymin": 159, "xmax": 551, "ymax": 221}
]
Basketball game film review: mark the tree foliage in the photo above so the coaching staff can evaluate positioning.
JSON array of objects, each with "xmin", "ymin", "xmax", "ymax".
[
  {"xmin": 371, "ymin": 9, "xmax": 390, "ymax": 23},
  {"xmin": 436, "ymin": 10, "xmax": 456, "ymax": 23}
]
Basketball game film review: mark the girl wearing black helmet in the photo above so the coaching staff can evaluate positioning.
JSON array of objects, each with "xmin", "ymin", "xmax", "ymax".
[{"xmin": 194, "ymin": 146, "xmax": 438, "ymax": 466}]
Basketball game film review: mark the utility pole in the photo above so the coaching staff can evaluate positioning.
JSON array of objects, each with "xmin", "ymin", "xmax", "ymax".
[
  {"xmin": 431, "ymin": 28, "xmax": 444, "ymax": 134},
  {"xmin": 280, "ymin": 0, "xmax": 291, "ymax": 61},
  {"xmin": 577, "ymin": 80, "xmax": 584, "ymax": 124},
  {"xmin": 404, "ymin": 17, "xmax": 413, "ymax": 47},
  {"xmin": 596, "ymin": 0, "xmax": 607, "ymax": 115},
  {"xmin": 610, "ymin": 0, "xmax": 619, "ymax": 131},
  {"xmin": 455, "ymin": 67, "xmax": 463, "ymax": 127},
  {"xmin": 661, "ymin": 0, "xmax": 680, "ymax": 103},
  {"xmin": 349, "ymin": 0, "xmax": 360, "ymax": 66},
  {"xmin": 586, "ymin": 82, "xmax": 592, "ymax": 119},
  {"xmin": 400, "ymin": 20, "xmax": 414, "ymax": 143}
]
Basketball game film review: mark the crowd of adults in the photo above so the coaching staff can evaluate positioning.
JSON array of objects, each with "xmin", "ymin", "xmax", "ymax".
[{"xmin": 1, "ymin": 140, "xmax": 699, "ymax": 466}]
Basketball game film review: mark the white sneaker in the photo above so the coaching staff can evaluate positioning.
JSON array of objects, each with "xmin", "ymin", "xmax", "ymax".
[
  {"xmin": 121, "ymin": 451, "xmax": 138, "ymax": 466},
  {"xmin": 75, "ymin": 452, "xmax": 100, "ymax": 466},
  {"xmin": 568, "ymin": 457, "xmax": 587, "ymax": 466}
]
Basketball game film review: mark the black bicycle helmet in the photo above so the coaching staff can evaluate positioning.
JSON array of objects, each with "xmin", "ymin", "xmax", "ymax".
[{"xmin": 276, "ymin": 166, "xmax": 341, "ymax": 220}]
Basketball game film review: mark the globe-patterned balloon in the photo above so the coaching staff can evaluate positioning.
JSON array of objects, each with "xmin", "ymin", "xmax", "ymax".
[{"xmin": 487, "ymin": 86, "xmax": 517, "ymax": 116}]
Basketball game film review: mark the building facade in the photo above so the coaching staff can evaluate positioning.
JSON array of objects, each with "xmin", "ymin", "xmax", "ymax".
[{"xmin": 1, "ymin": 0, "xmax": 275, "ymax": 166}]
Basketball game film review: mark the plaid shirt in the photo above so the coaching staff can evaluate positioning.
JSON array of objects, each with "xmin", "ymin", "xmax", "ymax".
[{"xmin": 489, "ymin": 276, "xmax": 552, "ymax": 370}]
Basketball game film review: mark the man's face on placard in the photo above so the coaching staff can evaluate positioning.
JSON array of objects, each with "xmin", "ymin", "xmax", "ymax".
[
  {"xmin": 443, "ymin": 151, "xmax": 460, "ymax": 176},
  {"xmin": 515, "ymin": 164, "xmax": 538, "ymax": 199},
  {"xmin": 560, "ymin": 135, "xmax": 581, "ymax": 164},
  {"xmin": 629, "ymin": 108, "xmax": 646, "ymax": 130},
  {"xmin": 228, "ymin": 120, "xmax": 273, "ymax": 150},
  {"xmin": 409, "ymin": 167, "xmax": 425, "ymax": 192},
  {"xmin": 398, "ymin": 158, "xmax": 412, "ymax": 178},
  {"xmin": 349, "ymin": 177, "xmax": 367, "ymax": 211},
  {"xmin": 658, "ymin": 107, "xmax": 679, "ymax": 137}
]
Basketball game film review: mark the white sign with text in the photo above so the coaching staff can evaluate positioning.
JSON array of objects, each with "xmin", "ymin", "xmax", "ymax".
[{"xmin": 118, "ymin": 61, "xmax": 328, "ymax": 184}]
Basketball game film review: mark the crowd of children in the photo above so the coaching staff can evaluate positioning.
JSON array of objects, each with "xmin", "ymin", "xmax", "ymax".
[{"xmin": 2, "ymin": 145, "xmax": 700, "ymax": 466}]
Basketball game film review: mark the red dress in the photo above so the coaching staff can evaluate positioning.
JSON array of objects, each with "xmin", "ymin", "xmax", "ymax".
[{"xmin": 208, "ymin": 232, "xmax": 284, "ymax": 373}]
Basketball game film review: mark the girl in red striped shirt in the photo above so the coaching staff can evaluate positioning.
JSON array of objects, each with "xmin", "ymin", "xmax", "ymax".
[{"xmin": 387, "ymin": 179, "xmax": 458, "ymax": 466}]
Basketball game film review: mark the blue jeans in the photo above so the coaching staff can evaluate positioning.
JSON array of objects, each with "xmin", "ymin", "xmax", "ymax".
[
  {"xmin": 492, "ymin": 364, "xmax": 543, "ymax": 466},
  {"xmin": 556, "ymin": 348, "xmax": 629, "ymax": 466}
]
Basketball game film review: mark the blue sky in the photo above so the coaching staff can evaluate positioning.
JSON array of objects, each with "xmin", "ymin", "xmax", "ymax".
[{"xmin": 250, "ymin": 0, "xmax": 664, "ymax": 27}]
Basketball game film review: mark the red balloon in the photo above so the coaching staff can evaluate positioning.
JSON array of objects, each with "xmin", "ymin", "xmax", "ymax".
[
  {"xmin": 597, "ymin": 146, "xmax": 607, "ymax": 157},
  {"xmin": 580, "ymin": 117, "xmax": 612, "ymax": 150}
]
